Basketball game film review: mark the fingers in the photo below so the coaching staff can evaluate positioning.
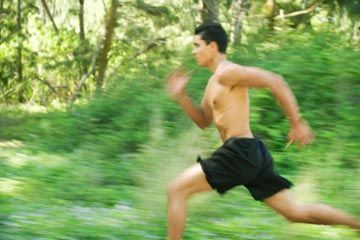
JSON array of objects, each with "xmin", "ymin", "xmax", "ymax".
[
  {"xmin": 285, "ymin": 140, "xmax": 293, "ymax": 150},
  {"xmin": 311, "ymin": 130, "xmax": 316, "ymax": 141},
  {"xmin": 297, "ymin": 134, "xmax": 315, "ymax": 147},
  {"xmin": 303, "ymin": 128, "xmax": 316, "ymax": 146},
  {"xmin": 165, "ymin": 66, "xmax": 192, "ymax": 100},
  {"xmin": 167, "ymin": 66, "xmax": 189, "ymax": 82},
  {"xmin": 287, "ymin": 120, "xmax": 316, "ymax": 148},
  {"xmin": 295, "ymin": 134, "xmax": 311, "ymax": 147},
  {"xmin": 287, "ymin": 129, "xmax": 315, "ymax": 149},
  {"xmin": 168, "ymin": 67, "xmax": 182, "ymax": 80},
  {"xmin": 285, "ymin": 137, "xmax": 311, "ymax": 149}
]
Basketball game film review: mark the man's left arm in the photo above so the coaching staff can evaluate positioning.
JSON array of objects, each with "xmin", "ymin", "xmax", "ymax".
[
  {"xmin": 265, "ymin": 72, "xmax": 315, "ymax": 147},
  {"xmin": 218, "ymin": 65, "xmax": 315, "ymax": 146}
]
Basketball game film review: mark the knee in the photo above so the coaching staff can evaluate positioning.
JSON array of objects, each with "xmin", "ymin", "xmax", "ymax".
[
  {"xmin": 167, "ymin": 181, "xmax": 176, "ymax": 198},
  {"xmin": 167, "ymin": 180, "xmax": 185, "ymax": 199}
]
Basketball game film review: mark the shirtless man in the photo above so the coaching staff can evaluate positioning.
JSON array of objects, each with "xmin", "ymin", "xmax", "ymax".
[{"xmin": 166, "ymin": 21, "xmax": 360, "ymax": 240}]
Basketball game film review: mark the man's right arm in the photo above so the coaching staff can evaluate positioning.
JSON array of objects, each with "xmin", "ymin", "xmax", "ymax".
[
  {"xmin": 166, "ymin": 68, "xmax": 212, "ymax": 129},
  {"xmin": 176, "ymin": 95, "xmax": 212, "ymax": 129}
]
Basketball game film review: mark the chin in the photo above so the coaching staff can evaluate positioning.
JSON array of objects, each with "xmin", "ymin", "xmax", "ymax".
[{"xmin": 196, "ymin": 61, "xmax": 206, "ymax": 67}]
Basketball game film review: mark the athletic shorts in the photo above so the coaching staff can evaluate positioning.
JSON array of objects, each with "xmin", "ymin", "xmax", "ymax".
[{"xmin": 197, "ymin": 137, "xmax": 293, "ymax": 201}]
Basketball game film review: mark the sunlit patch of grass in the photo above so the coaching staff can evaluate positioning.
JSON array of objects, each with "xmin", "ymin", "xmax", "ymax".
[
  {"xmin": 6, "ymin": 153, "xmax": 30, "ymax": 167},
  {"xmin": 0, "ymin": 178, "xmax": 22, "ymax": 195},
  {"xmin": 0, "ymin": 140, "xmax": 23, "ymax": 148},
  {"xmin": 4, "ymin": 151, "xmax": 69, "ymax": 168},
  {"xmin": 292, "ymin": 171, "xmax": 320, "ymax": 203},
  {"xmin": 20, "ymin": 104, "xmax": 48, "ymax": 113}
]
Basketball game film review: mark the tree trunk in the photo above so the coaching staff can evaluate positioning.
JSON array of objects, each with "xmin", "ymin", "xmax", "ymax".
[
  {"xmin": 79, "ymin": 0, "xmax": 85, "ymax": 41},
  {"xmin": 40, "ymin": 0, "xmax": 59, "ymax": 33},
  {"xmin": 352, "ymin": 21, "xmax": 359, "ymax": 43},
  {"xmin": 0, "ymin": 0, "xmax": 4, "ymax": 18},
  {"xmin": 201, "ymin": 0, "xmax": 219, "ymax": 22},
  {"xmin": 0, "ymin": 87, "xmax": 9, "ymax": 106},
  {"xmin": 0, "ymin": 0, "xmax": 4, "ymax": 40},
  {"xmin": 263, "ymin": 0, "xmax": 275, "ymax": 31},
  {"xmin": 78, "ymin": 0, "xmax": 87, "ymax": 77},
  {"xmin": 95, "ymin": 0, "xmax": 118, "ymax": 90},
  {"xmin": 233, "ymin": 0, "xmax": 243, "ymax": 45},
  {"xmin": 17, "ymin": 0, "xmax": 24, "ymax": 102}
]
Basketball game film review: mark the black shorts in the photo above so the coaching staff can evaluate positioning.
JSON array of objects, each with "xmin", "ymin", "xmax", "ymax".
[{"xmin": 197, "ymin": 137, "xmax": 293, "ymax": 201}]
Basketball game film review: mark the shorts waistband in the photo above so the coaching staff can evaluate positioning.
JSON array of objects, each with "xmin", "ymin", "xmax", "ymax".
[{"xmin": 223, "ymin": 137, "xmax": 258, "ymax": 145}]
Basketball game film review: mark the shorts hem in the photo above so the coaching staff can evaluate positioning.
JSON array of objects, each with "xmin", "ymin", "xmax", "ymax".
[
  {"xmin": 197, "ymin": 156, "xmax": 223, "ymax": 193},
  {"xmin": 253, "ymin": 185, "xmax": 293, "ymax": 201}
]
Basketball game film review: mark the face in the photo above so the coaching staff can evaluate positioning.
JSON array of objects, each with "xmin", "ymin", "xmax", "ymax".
[{"xmin": 192, "ymin": 35, "xmax": 215, "ymax": 67}]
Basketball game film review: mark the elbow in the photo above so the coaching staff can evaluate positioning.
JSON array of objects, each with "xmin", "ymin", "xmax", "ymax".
[
  {"xmin": 270, "ymin": 75, "xmax": 286, "ymax": 91},
  {"xmin": 197, "ymin": 109, "xmax": 212, "ymax": 130},
  {"xmin": 275, "ymin": 74, "xmax": 285, "ymax": 85},
  {"xmin": 197, "ymin": 123, "xmax": 207, "ymax": 130},
  {"xmin": 197, "ymin": 121, "xmax": 211, "ymax": 130},
  {"xmin": 199, "ymin": 125, "xmax": 206, "ymax": 130}
]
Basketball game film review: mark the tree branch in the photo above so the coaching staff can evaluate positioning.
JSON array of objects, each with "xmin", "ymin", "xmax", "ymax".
[
  {"xmin": 79, "ymin": 0, "xmax": 85, "ymax": 41},
  {"xmin": 248, "ymin": 1, "xmax": 322, "ymax": 20},
  {"xmin": 0, "ymin": 30, "xmax": 19, "ymax": 45},
  {"xmin": 68, "ymin": 38, "xmax": 102, "ymax": 108},
  {"xmin": 106, "ymin": 36, "xmax": 168, "ymax": 82},
  {"xmin": 40, "ymin": 0, "xmax": 59, "ymax": 33},
  {"xmin": 130, "ymin": 37, "xmax": 166, "ymax": 60},
  {"xmin": 35, "ymin": 75, "xmax": 59, "ymax": 95},
  {"xmin": 274, "ymin": 1, "xmax": 322, "ymax": 20}
]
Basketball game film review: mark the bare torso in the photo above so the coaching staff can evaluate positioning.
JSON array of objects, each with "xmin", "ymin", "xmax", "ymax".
[{"xmin": 204, "ymin": 63, "xmax": 253, "ymax": 142}]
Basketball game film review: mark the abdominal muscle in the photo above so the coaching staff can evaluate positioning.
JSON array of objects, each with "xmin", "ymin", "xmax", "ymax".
[
  {"xmin": 211, "ymin": 93, "xmax": 253, "ymax": 142},
  {"xmin": 214, "ymin": 112, "xmax": 253, "ymax": 142},
  {"xmin": 205, "ymin": 76, "xmax": 254, "ymax": 142}
]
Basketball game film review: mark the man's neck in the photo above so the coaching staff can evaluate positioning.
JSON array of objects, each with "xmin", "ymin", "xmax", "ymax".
[{"xmin": 208, "ymin": 54, "xmax": 227, "ymax": 73}]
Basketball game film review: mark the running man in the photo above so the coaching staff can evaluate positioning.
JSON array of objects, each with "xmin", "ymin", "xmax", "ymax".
[{"xmin": 166, "ymin": 21, "xmax": 360, "ymax": 240}]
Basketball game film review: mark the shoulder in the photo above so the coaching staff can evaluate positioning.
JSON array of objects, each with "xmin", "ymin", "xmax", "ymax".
[
  {"xmin": 216, "ymin": 63, "xmax": 251, "ymax": 86},
  {"xmin": 217, "ymin": 63, "xmax": 277, "ymax": 87},
  {"xmin": 217, "ymin": 62, "xmax": 243, "ymax": 75}
]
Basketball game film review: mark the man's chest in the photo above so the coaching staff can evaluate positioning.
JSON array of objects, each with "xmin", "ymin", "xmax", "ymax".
[{"xmin": 204, "ymin": 78, "xmax": 232, "ymax": 109}]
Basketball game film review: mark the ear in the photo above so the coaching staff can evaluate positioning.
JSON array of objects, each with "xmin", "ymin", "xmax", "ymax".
[{"xmin": 208, "ymin": 41, "xmax": 219, "ymax": 52}]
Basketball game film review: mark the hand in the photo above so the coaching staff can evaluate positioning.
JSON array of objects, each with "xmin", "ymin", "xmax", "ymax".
[
  {"xmin": 166, "ymin": 67, "xmax": 191, "ymax": 101},
  {"xmin": 287, "ymin": 118, "xmax": 315, "ymax": 148}
]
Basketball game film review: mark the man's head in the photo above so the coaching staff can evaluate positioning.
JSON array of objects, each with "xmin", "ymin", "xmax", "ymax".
[
  {"xmin": 193, "ymin": 21, "xmax": 228, "ymax": 66},
  {"xmin": 195, "ymin": 21, "xmax": 228, "ymax": 54}
]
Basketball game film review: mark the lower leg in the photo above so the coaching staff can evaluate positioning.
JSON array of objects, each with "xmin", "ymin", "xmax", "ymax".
[
  {"xmin": 167, "ymin": 193, "xmax": 188, "ymax": 240},
  {"xmin": 166, "ymin": 164, "xmax": 212, "ymax": 239},
  {"xmin": 295, "ymin": 203, "xmax": 360, "ymax": 230},
  {"xmin": 265, "ymin": 190, "xmax": 360, "ymax": 230}
]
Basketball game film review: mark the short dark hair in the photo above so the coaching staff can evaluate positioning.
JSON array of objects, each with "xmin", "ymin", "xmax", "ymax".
[{"xmin": 194, "ymin": 21, "xmax": 228, "ymax": 53}]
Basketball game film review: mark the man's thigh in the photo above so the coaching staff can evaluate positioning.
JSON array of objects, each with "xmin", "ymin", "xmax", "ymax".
[
  {"xmin": 263, "ymin": 189, "xmax": 298, "ymax": 215},
  {"xmin": 170, "ymin": 163, "xmax": 212, "ymax": 195}
]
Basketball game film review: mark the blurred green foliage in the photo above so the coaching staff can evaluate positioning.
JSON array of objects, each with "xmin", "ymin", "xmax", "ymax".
[
  {"xmin": 0, "ymin": 0, "xmax": 359, "ymax": 239},
  {"xmin": 1, "ymin": 29, "xmax": 360, "ymax": 239}
]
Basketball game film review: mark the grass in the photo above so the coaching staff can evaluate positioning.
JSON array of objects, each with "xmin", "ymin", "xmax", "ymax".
[
  {"xmin": 1, "ymin": 27, "xmax": 359, "ymax": 240},
  {"xmin": 1, "ymin": 112, "xmax": 360, "ymax": 240}
]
